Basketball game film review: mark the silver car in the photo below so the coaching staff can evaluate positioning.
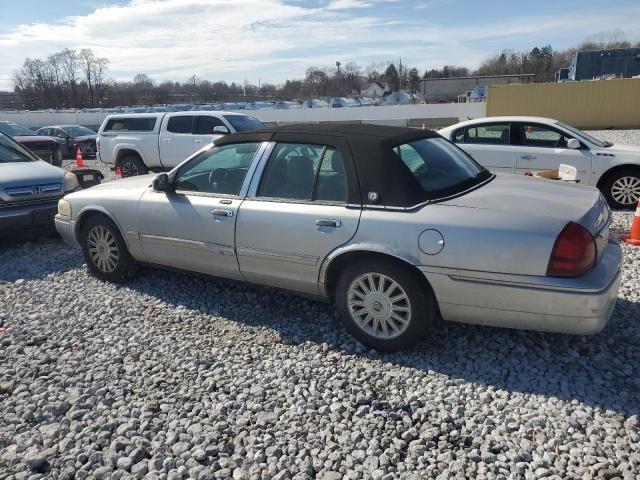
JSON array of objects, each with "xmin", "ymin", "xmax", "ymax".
[{"xmin": 55, "ymin": 124, "xmax": 622, "ymax": 351}]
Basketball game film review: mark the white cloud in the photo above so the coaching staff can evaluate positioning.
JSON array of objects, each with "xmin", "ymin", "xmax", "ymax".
[
  {"xmin": 326, "ymin": 0, "xmax": 372, "ymax": 9},
  {"xmin": 0, "ymin": 0, "xmax": 638, "ymax": 90}
]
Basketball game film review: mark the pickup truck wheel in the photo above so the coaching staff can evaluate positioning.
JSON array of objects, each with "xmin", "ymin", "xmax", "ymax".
[
  {"xmin": 81, "ymin": 215, "xmax": 135, "ymax": 283},
  {"xmin": 119, "ymin": 155, "xmax": 148, "ymax": 177},
  {"xmin": 601, "ymin": 168, "xmax": 640, "ymax": 210},
  {"xmin": 335, "ymin": 259, "xmax": 435, "ymax": 352}
]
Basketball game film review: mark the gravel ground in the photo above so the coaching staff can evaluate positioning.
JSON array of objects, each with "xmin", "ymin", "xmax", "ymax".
[{"xmin": 1, "ymin": 130, "xmax": 639, "ymax": 480}]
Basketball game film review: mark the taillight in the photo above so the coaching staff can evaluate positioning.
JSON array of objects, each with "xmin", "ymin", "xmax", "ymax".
[{"xmin": 547, "ymin": 222, "xmax": 596, "ymax": 277}]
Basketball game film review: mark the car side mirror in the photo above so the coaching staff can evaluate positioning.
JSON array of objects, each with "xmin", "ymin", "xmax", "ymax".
[
  {"xmin": 153, "ymin": 173, "xmax": 171, "ymax": 192},
  {"xmin": 567, "ymin": 138, "xmax": 581, "ymax": 150},
  {"xmin": 213, "ymin": 126, "xmax": 229, "ymax": 135}
]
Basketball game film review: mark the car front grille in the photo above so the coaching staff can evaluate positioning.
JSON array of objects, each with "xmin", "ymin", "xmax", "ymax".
[
  {"xmin": 0, "ymin": 195, "xmax": 62, "ymax": 210},
  {"xmin": 0, "ymin": 183, "xmax": 63, "ymax": 209}
]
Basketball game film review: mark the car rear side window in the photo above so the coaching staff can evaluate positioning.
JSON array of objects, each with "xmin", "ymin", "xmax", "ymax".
[
  {"xmin": 104, "ymin": 117, "xmax": 156, "ymax": 132},
  {"xmin": 459, "ymin": 124, "xmax": 510, "ymax": 145},
  {"xmin": 257, "ymin": 143, "xmax": 347, "ymax": 203},
  {"xmin": 167, "ymin": 116, "xmax": 194, "ymax": 134}
]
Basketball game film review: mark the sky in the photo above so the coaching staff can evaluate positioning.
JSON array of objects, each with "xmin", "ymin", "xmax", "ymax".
[{"xmin": 0, "ymin": 0, "xmax": 639, "ymax": 91}]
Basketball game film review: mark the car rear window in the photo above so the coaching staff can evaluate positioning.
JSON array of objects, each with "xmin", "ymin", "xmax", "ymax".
[
  {"xmin": 103, "ymin": 117, "xmax": 157, "ymax": 132},
  {"xmin": 394, "ymin": 138, "xmax": 491, "ymax": 200}
]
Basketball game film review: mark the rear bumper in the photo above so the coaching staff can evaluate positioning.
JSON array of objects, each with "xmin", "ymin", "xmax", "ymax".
[
  {"xmin": 54, "ymin": 215, "xmax": 80, "ymax": 248},
  {"xmin": 0, "ymin": 202, "xmax": 58, "ymax": 234},
  {"xmin": 422, "ymin": 239, "xmax": 623, "ymax": 335}
]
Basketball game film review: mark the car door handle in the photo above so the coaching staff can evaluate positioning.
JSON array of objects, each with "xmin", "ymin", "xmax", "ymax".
[
  {"xmin": 194, "ymin": 139, "xmax": 202, "ymax": 143},
  {"xmin": 162, "ymin": 138, "xmax": 171, "ymax": 143},
  {"xmin": 315, "ymin": 219, "xmax": 341, "ymax": 228},
  {"xmin": 520, "ymin": 154, "xmax": 536, "ymax": 160},
  {"xmin": 211, "ymin": 209, "xmax": 234, "ymax": 217}
]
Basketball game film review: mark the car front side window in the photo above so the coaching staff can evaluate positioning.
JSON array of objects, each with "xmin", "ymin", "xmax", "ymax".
[
  {"xmin": 517, "ymin": 123, "xmax": 569, "ymax": 148},
  {"xmin": 174, "ymin": 142, "xmax": 261, "ymax": 195},
  {"xmin": 257, "ymin": 143, "xmax": 347, "ymax": 203}
]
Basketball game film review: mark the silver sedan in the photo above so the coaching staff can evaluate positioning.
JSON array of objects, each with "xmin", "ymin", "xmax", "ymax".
[{"xmin": 55, "ymin": 124, "xmax": 622, "ymax": 351}]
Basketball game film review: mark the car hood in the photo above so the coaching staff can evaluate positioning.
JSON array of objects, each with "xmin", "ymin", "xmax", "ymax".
[
  {"xmin": 85, "ymin": 174, "xmax": 155, "ymax": 192},
  {"xmin": 441, "ymin": 173, "xmax": 608, "ymax": 235},
  {"xmin": 0, "ymin": 160, "xmax": 64, "ymax": 188},
  {"xmin": 13, "ymin": 135, "xmax": 56, "ymax": 143}
]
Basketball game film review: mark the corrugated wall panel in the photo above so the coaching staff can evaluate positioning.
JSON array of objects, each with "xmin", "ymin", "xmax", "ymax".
[{"xmin": 486, "ymin": 79, "xmax": 640, "ymax": 129}]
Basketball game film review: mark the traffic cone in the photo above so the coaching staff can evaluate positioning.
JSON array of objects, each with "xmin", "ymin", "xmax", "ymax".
[
  {"xmin": 114, "ymin": 167, "xmax": 122, "ymax": 180},
  {"xmin": 623, "ymin": 201, "xmax": 640, "ymax": 246},
  {"xmin": 75, "ymin": 146, "xmax": 85, "ymax": 167}
]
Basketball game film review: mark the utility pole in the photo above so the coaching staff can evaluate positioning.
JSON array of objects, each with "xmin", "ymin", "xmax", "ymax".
[
  {"xmin": 336, "ymin": 61, "xmax": 341, "ymax": 97},
  {"xmin": 399, "ymin": 58, "xmax": 402, "ymax": 90}
]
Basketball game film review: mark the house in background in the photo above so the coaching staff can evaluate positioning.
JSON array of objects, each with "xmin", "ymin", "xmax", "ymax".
[{"xmin": 362, "ymin": 81, "xmax": 389, "ymax": 99}]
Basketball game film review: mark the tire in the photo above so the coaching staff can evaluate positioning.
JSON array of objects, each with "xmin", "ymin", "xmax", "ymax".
[
  {"xmin": 600, "ymin": 168, "xmax": 640, "ymax": 210},
  {"xmin": 54, "ymin": 149, "xmax": 63, "ymax": 167},
  {"xmin": 119, "ymin": 155, "xmax": 148, "ymax": 177},
  {"xmin": 334, "ymin": 258, "xmax": 436, "ymax": 352},
  {"xmin": 80, "ymin": 215, "xmax": 135, "ymax": 283}
]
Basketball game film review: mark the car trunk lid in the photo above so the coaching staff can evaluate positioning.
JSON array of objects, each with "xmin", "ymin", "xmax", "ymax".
[{"xmin": 441, "ymin": 173, "xmax": 610, "ymax": 262}]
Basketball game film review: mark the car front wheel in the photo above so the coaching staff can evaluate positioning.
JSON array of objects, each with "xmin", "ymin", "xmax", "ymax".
[
  {"xmin": 81, "ymin": 215, "xmax": 135, "ymax": 282},
  {"xmin": 335, "ymin": 259, "xmax": 435, "ymax": 352},
  {"xmin": 601, "ymin": 168, "xmax": 640, "ymax": 210}
]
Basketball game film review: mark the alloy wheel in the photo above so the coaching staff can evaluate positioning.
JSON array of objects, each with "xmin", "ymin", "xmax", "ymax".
[
  {"xmin": 347, "ymin": 272, "xmax": 412, "ymax": 339},
  {"xmin": 87, "ymin": 225, "xmax": 119, "ymax": 273},
  {"xmin": 121, "ymin": 161, "xmax": 139, "ymax": 177},
  {"xmin": 611, "ymin": 176, "xmax": 640, "ymax": 206}
]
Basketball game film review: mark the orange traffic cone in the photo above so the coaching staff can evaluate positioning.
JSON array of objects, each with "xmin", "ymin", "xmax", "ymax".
[
  {"xmin": 623, "ymin": 201, "xmax": 640, "ymax": 246},
  {"xmin": 75, "ymin": 146, "xmax": 85, "ymax": 167},
  {"xmin": 114, "ymin": 167, "xmax": 122, "ymax": 180}
]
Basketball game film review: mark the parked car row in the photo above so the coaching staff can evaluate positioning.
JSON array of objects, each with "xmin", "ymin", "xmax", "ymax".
[
  {"xmin": 0, "ymin": 120, "xmax": 98, "ymax": 166},
  {"xmin": 56, "ymin": 123, "xmax": 622, "ymax": 351}
]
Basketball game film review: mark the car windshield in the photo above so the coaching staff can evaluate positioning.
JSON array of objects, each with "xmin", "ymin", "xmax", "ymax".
[
  {"xmin": 0, "ymin": 122, "xmax": 36, "ymax": 137},
  {"xmin": 0, "ymin": 133, "xmax": 36, "ymax": 163},
  {"xmin": 222, "ymin": 115, "xmax": 264, "ymax": 132},
  {"xmin": 556, "ymin": 122, "xmax": 609, "ymax": 148},
  {"xmin": 394, "ymin": 137, "xmax": 492, "ymax": 200},
  {"xmin": 64, "ymin": 126, "xmax": 96, "ymax": 137}
]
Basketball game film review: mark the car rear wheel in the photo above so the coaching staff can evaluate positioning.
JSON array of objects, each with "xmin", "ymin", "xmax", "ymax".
[
  {"xmin": 335, "ymin": 259, "xmax": 435, "ymax": 352},
  {"xmin": 601, "ymin": 168, "xmax": 640, "ymax": 210},
  {"xmin": 81, "ymin": 215, "xmax": 135, "ymax": 282},
  {"xmin": 119, "ymin": 155, "xmax": 148, "ymax": 177}
]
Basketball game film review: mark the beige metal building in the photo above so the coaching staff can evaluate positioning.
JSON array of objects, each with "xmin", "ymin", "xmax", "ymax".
[{"xmin": 422, "ymin": 74, "xmax": 535, "ymax": 101}]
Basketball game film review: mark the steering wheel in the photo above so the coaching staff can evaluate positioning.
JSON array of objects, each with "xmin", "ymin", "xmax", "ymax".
[{"xmin": 209, "ymin": 168, "xmax": 234, "ymax": 193}]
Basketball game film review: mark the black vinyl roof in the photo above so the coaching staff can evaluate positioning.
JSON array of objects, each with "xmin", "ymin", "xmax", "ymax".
[{"xmin": 216, "ymin": 123, "xmax": 446, "ymax": 208}]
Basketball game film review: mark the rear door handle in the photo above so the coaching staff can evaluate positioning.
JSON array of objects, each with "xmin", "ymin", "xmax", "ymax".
[
  {"xmin": 520, "ymin": 154, "xmax": 536, "ymax": 160},
  {"xmin": 162, "ymin": 138, "xmax": 171, "ymax": 143},
  {"xmin": 315, "ymin": 219, "xmax": 341, "ymax": 228},
  {"xmin": 194, "ymin": 139, "xmax": 202, "ymax": 143},
  {"xmin": 211, "ymin": 209, "xmax": 234, "ymax": 217}
]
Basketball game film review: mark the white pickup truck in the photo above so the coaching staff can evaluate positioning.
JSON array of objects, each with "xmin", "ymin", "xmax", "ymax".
[{"xmin": 97, "ymin": 111, "xmax": 264, "ymax": 177}]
